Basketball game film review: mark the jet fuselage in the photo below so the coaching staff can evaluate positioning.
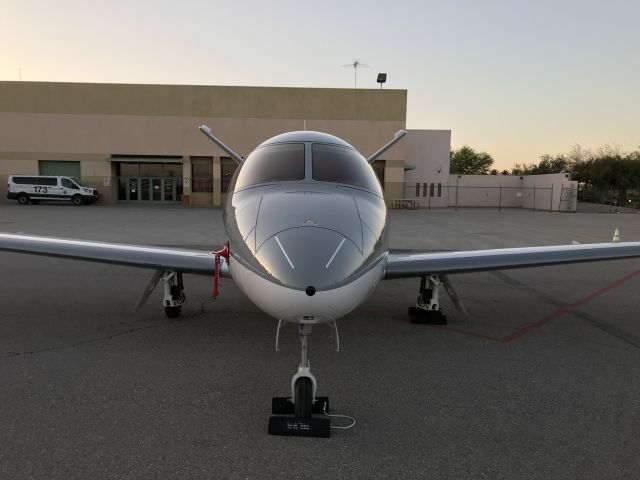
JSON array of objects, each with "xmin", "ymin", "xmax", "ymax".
[{"xmin": 223, "ymin": 131, "xmax": 389, "ymax": 324}]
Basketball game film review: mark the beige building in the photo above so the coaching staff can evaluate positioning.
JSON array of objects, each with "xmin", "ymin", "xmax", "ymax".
[
  {"xmin": 0, "ymin": 81, "xmax": 576, "ymax": 211},
  {"xmin": 0, "ymin": 81, "xmax": 409, "ymax": 205}
]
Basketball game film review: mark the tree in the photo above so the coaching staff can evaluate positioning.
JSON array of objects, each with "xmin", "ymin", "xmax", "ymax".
[
  {"xmin": 534, "ymin": 154, "xmax": 568, "ymax": 174},
  {"xmin": 511, "ymin": 163, "xmax": 537, "ymax": 175},
  {"xmin": 512, "ymin": 155, "xmax": 568, "ymax": 176},
  {"xmin": 530, "ymin": 144, "xmax": 640, "ymax": 206},
  {"xmin": 450, "ymin": 146, "xmax": 494, "ymax": 175}
]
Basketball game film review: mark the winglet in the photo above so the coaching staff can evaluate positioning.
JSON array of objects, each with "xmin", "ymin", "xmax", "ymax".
[
  {"xmin": 367, "ymin": 129, "xmax": 407, "ymax": 164},
  {"xmin": 199, "ymin": 125, "xmax": 244, "ymax": 165}
]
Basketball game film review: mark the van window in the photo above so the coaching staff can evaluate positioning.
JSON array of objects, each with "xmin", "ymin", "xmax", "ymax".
[
  {"xmin": 61, "ymin": 178, "xmax": 78, "ymax": 189},
  {"xmin": 38, "ymin": 178, "xmax": 57, "ymax": 186},
  {"xmin": 235, "ymin": 143, "xmax": 305, "ymax": 190},
  {"xmin": 12, "ymin": 177, "xmax": 37, "ymax": 185}
]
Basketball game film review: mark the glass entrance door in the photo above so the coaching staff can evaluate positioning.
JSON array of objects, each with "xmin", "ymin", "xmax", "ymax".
[
  {"xmin": 118, "ymin": 177, "xmax": 180, "ymax": 204},
  {"xmin": 152, "ymin": 178, "xmax": 162, "ymax": 201},
  {"xmin": 140, "ymin": 178, "xmax": 151, "ymax": 201},
  {"xmin": 163, "ymin": 178, "xmax": 175, "ymax": 202},
  {"xmin": 128, "ymin": 178, "xmax": 139, "ymax": 201}
]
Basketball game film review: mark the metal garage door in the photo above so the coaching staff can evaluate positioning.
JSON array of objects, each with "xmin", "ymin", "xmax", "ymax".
[{"xmin": 38, "ymin": 161, "xmax": 81, "ymax": 177}]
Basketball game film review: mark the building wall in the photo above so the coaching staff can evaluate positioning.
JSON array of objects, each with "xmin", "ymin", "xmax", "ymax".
[
  {"xmin": 0, "ymin": 82, "xmax": 407, "ymax": 205},
  {"xmin": 404, "ymin": 130, "xmax": 451, "ymax": 207}
]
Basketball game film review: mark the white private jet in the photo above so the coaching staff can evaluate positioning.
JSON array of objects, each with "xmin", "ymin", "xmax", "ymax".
[{"xmin": 2, "ymin": 126, "xmax": 640, "ymax": 437}]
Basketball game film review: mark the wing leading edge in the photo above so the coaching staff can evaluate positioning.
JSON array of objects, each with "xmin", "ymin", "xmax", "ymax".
[
  {"xmin": 384, "ymin": 242, "xmax": 640, "ymax": 279},
  {"xmin": 0, "ymin": 233, "xmax": 216, "ymax": 275}
]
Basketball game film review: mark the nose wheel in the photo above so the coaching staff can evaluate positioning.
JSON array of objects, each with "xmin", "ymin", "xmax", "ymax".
[
  {"xmin": 294, "ymin": 377, "xmax": 313, "ymax": 418},
  {"xmin": 268, "ymin": 324, "xmax": 331, "ymax": 437}
]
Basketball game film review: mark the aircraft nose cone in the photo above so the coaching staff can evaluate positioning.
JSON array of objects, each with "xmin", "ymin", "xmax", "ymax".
[
  {"xmin": 256, "ymin": 227, "xmax": 362, "ymax": 290},
  {"xmin": 255, "ymin": 191, "xmax": 364, "ymax": 252}
]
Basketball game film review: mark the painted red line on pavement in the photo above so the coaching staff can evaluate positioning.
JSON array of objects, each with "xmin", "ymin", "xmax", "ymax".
[
  {"xmin": 438, "ymin": 326, "xmax": 502, "ymax": 342},
  {"xmin": 500, "ymin": 268, "xmax": 640, "ymax": 343},
  {"xmin": 440, "ymin": 268, "xmax": 640, "ymax": 344},
  {"xmin": 498, "ymin": 308, "xmax": 568, "ymax": 344}
]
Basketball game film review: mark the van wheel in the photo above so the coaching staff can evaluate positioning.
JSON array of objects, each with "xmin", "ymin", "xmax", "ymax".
[
  {"xmin": 72, "ymin": 195, "xmax": 83, "ymax": 206},
  {"xmin": 30, "ymin": 199, "xmax": 40, "ymax": 205},
  {"xmin": 17, "ymin": 193, "xmax": 29, "ymax": 205}
]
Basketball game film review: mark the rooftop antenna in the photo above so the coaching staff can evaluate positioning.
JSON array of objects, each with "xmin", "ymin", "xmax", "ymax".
[
  {"xmin": 342, "ymin": 59, "xmax": 370, "ymax": 88},
  {"xmin": 18, "ymin": 68, "xmax": 22, "ymax": 81}
]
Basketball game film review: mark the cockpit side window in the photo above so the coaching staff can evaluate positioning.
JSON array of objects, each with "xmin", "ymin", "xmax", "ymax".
[
  {"xmin": 235, "ymin": 143, "xmax": 305, "ymax": 190},
  {"xmin": 312, "ymin": 143, "xmax": 382, "ymax": 194}
]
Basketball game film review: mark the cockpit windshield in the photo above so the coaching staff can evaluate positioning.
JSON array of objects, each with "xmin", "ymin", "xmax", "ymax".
[
  {"xmin": 312, "ymin": 143, "xmax": 382, "ymax": 194},
  {"xmin": 235, "ymin": 143, "xmax": 305, "ymax": 190}
]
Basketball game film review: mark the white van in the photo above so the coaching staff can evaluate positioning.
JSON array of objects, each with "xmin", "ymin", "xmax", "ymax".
[{"xmin": 7, "ymin": 175, "xmax": 99, "ymax": 205}]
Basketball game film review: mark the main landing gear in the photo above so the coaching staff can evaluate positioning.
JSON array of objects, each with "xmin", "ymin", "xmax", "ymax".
[
  {"xmin": 134, "ymin": 269, "xmax": 188, "ymax": 318},
  {"xmin": 162, "ymin": 271, "xmax": 186, "ymax": 318},
  {"xmin": 408, "ymin": 274, "xmax": 448, "ymax": 325},
  {"xmin": 135, "ymin": 254, "xmax": 225, "ymax": 319},
  {"xmin": 268, "ymin": 324, "xmax": 331, "ymax": 437}
]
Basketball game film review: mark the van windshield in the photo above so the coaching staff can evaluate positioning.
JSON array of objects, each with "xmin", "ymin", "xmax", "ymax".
[
  {"xmin": 71, "ymin": 177, "xmax": 84, "ymax": 187},
  {"xmin": 61, "ymin": 178, "xmax": 80, "ymax": 189}
]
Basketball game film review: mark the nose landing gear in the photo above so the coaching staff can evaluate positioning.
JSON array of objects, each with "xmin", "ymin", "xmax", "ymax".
[{"xmin": 268, "ymin": 324, "xmax": 331, "ymax": 437}]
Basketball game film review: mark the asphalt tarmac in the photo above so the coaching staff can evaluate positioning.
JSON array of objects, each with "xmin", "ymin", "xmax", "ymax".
[{"xmin": 1, "ymin": 204, "xmax": 639, "ymax": 479}]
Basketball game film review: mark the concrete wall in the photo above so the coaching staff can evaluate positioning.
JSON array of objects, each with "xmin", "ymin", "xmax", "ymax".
[
  {"xmin": 448, "ymin": 175, "xmax": 518, "ymax": 208},
  {"xmin": 522, "ymin": 173, "xmax": 574, "ymax": 211},
  {"xmin": 447, "ymin": 173, "xmax": 577, "ymax": 211}
]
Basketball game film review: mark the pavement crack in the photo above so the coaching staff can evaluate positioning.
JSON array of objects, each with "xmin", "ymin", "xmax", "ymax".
[{"xmin": 2, "ymin": 324, "xmax": 159, "ymax": 359}]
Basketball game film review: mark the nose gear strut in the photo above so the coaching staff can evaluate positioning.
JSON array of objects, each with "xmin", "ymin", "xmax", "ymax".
[{"xmin": 269, "ymin": 323, "xmax": 331, "ymax": 437}]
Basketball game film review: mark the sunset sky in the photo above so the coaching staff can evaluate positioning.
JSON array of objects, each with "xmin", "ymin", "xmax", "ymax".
[{"xmin": 1, "ymin": 0, "xmax": 638, "ymax": 169}]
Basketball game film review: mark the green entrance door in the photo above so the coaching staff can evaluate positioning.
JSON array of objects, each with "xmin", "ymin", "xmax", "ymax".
[{"xmin": 119, "ymin": 177, "xmax": 180, "ymax": 204}]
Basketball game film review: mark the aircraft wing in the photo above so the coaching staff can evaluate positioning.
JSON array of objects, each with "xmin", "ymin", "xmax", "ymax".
[
  {"xmin": 384, "ymin": 242, "xmax": 640, "ymax": 279},
  {"xmin": 0, "ymin": 233, "xmax": 216, "ymax": 275}
]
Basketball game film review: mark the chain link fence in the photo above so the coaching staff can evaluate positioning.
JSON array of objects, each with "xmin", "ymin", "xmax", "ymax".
[
  {"xmin": 576, "ymin": 188, "xmax": 640, "ymax": 213},
  {"xmin": 398, "ymin": 183, "xmax": 577, "ymax": 212}
]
